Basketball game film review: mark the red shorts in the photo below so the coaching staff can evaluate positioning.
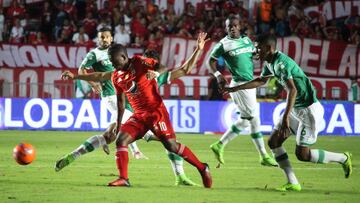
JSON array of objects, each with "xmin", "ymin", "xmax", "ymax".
[{"xmin": 120, "ymin": 104, "xmax": 176, "ymax": 140}]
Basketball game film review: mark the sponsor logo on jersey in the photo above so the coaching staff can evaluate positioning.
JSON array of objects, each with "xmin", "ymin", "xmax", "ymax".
[{"xmin": 228, "ymin": 47, "xmax": 253, "ymax": 56}]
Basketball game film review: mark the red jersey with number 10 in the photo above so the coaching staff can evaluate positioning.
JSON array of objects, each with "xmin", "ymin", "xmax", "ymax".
[{"xmin": 111, "ymin": 55, "xmax": 163, "ymax": 112}]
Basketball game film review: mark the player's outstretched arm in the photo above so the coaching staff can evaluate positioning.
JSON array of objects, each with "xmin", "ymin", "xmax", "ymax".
[
  {"xmin": 279, "ymin": 79, "xmax": 297, "ymax": 137},
  {"xmin": 223, "ymin": 76, "xmax": 270, "ymax": 94},
  {"xmin": 62, "ymin": 70, "xmax": 113, "ymax": 82},
  {"xmin": 170, "ymin": 32, "xmax": 209, "ymax": 80},
  {"xmin": 78, "ymin": 67, "xmax": 102, "ymax": 94}
]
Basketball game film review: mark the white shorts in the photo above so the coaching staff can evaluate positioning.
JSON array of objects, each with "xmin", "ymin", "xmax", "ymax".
[
  {"xmin": 102, "ymin": 95, "xmax": 133, "ymax": 124},
  {"xmin": 275, "ymin": 102, "xmax": 324, "ymax": 146},
  {"xmin": 229, "ymin": 80, "xmax": 258, "ymax": 119}
]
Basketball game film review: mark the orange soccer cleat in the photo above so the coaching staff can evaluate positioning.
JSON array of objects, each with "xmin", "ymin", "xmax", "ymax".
[{"xmin": 108, "ymin": 178, "xmax": 131, "ymax": 187}]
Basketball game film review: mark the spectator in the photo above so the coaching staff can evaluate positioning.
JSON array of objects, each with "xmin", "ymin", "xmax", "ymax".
[
  {"xmin": 28, "ymin": 31, "xmax": 46, "ymax": 45},
  {"xmin": 72, "ymin": 26, "xmax": 89, "ymax": 44},
  {"xmin": 0, "ymin": 7, "xmax": 4, "ymax": 42},
  {"xmin": 82, "ymin": 12, "xmax": 97, "ymax": 39},
  {"xmin": 131, "ymin": 13, "xmax": 147, "ymax": 39},
  {"xmin": 40, "ymin": 1, "xmax": 54, "ymax": 41},
  {"xmin": 113, "ymin": 23, "xmax": 130, "ymax": 46},
  {"xmin": 56, "ymin": 29, "xmax": 71, "ymax": 44},
  {"xmin": 96, "ymin": 17, "xmax": 111, "ymax": 32},
  {"xmin": 98, "ymin": 0, "xmax": 112, "ymax": 19},
  {"xmin": 256, "ymin": 0, "xmax": 272, "ymax": 34},
  {"xmin": 64, "ymin": 0, "xmax": 77, "ymax": 21},
  {"xmin": 54, "ymin": 2, "xmax": 69, "ymax": 40},
  {"xmin": 6, "ymin": 0, "xmax": 26, "ymax": 24},
  {"xmin": 9, "ymin": 18, "xmax": 24, "ymax": 43}
]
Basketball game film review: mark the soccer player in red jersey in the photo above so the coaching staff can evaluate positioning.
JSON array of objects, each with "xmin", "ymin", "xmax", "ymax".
[{"xmin": 61, "ymin": 33, "xmax": 212, "ymax": 188}]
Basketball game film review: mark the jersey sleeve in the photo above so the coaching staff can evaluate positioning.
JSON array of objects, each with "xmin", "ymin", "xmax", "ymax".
[
  {"xmin": 79, "ymin": 51, "xmax": 96, "ymax": 70},
  {"xmin": 278, "ymin": 62, "xmax": 293, "ymax": 81},
  {"xmin": 260, "ymin": 63, "xmax": 272, "ymax": 77},
  {"xmin": 111, "ymin": 73, "xmax": 123, "ymax": 95},
  {"xmin": 210, "ymin": 42, "xmax": 225, "ymax": 59},
  {"xmin": 156, "ymin": 71, "xmax": 171, "ymax": 86},
  {"xmin": 134, "ymin": 55, "xmax": 158, "ymax": 70}
]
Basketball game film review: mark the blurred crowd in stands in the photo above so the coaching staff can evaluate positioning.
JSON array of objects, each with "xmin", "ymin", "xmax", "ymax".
[{"xmin": 0, "ymin": 0, "xmax": 359, "ymax": 51}]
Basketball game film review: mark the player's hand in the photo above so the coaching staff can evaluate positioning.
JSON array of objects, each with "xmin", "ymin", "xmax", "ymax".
[
  {"xmin": 91, "ymin": 83, "xmax": 102, "ymax": 94},
  {"xmin": 197, "ymin": 32, "xmax": 210, "ymax": 50},
  {"xmin": 279, "ymin": 117, "xmax": 291, "ymax": 139},
  {"xmin": 146, "ymin": 70, "xmax": 160, "ymax": 80},
  {"xmin": 216, "ymin": 75, "xmax": 227, "ymax": 92},
  {"xmin": 222, "ymin": 86, "xmax": 235, "ymax": 95},
  {"xmin": 61, "ymin": 71, "xmax": 75, "ymax": 80}
]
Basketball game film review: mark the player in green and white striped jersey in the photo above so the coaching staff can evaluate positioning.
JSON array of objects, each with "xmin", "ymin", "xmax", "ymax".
[
  {"xmin": 208, "ymin": 15, "xmax": 277, "ymax": 167},
  {"xmin": 55, "ymin": 28, "xmax": 146, "ymax": 172},
  {"xmin": 224, "ymin": 34, "xmax": 352, "ymax": 192}
]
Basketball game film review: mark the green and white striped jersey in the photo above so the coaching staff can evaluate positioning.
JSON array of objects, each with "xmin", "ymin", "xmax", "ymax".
[
  {"xmin": 261, "ymin": 51, "xmax": 318, "ymax": 109},
  {"xmin": 210, "ymin": 35, "xmax": 255, "ymax": 82},
  {"xmin": 79, "ymin": 47, "xmax": 115, "ymax": 98}
]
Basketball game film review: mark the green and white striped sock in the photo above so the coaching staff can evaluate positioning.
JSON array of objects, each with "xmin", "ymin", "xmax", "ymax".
[
  {"xmin": 72, "ymin": 135, "xmax": 105, "ymax": 159},
  {"xmin": 250, "ymin": 132, "xmax": 267, "ymax": 157},
  {"xmin": 167, "ymin": 151, "xmax": 185, "ymax": 176},
  {"xmin": 220, "ymin": 124, "xmax": 242, "ymax": 145},
  {"xmin": 272, "ymin": 147, "xmax": 299, "ymax": 184},
  {"xmin": 310, "ymin": 149, "xmax": 347, "ymax": 164}
]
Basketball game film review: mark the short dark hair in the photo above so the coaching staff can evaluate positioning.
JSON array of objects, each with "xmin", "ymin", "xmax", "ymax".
[
  {"xmin": 226, "ymin": 14, "xmax": 240, "ymax": 23},
  {"xmin": 143, "ymin": 49, "xmax": 160, "ymax": 61},
  {"xmin": 108, "ymin": 43, "xmax": 128, "ymax": 58},
  {"xmin": 256, "ymin": 34, "xmax": 277, "ymax": 47},
  {"xmin": 98, "ymin": 27, "xmax": 112, "ymax": 34}
]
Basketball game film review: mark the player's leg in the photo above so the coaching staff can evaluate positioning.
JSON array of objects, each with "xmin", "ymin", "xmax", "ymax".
[
  {"xmin": 210, "ymin": 118, "xmax": 249, "ymax": 164},
  {"xmin": 108, "ymin": 95, "xmax": 146, "ymax": 159},
  {"xmin": 269, "ymin": 115, "xmax": 301, "ymax": 192},
  {"xmin": 55, "ymin": 122, "xmax": 116, "ymax": 172},
  {"xmin": 240, "ymin": 86, "xmax": 276, "ymax": 166},
  {"xmin": 294, "ymin": 102, "xmax": 352, "ymax": 178},
  {"xmin": 152, "ymin": 106, "xmax": 212, "ymax": 188},
  {"xmin": 166, "ymin": 150, "xmax": 199, "ymax": 186},
  {"xmin": 108, "ymin": 114, "xmax": 148, "ymax": 187},
  {"xmin": 144, "ymin": 131, "xmax": 196, "ymax": 186}
]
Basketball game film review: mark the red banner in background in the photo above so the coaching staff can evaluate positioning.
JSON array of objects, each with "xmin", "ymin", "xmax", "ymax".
[
  {"xmin": 161, "ymin": 36, "xmax": 360, "ymax": 78},
  {"xmin": 0, "ymin": 37, "xmax": 359, "ymax": 100},
  {"xmin": 304, "ymin": 1, "xmax": 360, "ymax": 22},
  {"xmin": 0, "ymin": 44, "xmax": 143, "ymax": 69}
]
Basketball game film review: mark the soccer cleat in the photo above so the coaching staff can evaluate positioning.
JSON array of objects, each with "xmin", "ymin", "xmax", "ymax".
[
  {"xmin": 260, "ymin": 154, "xmax": 278, "ymax": 167},
  {"xmin": 210, "ymin": 141, "xmax": 225, "ymax": 165},
  {"xmin": 108, "ymin": 178, "xmax": 131, "ymax": 187},
  {"xmin": 276, "ymin": 183, "xmax": 302, "ymax": 192},
  {"xmin": 342, "ymin": 152, "xmax": 352, "ymax": 179},
  {"xmin": 102, "ymin": 144, "xmax": 110, "ymax": 155},
  {"xmin": 199, "ymin": 163, "xmax": 212, "ymax": 188},
  {"xmin": 133, "ymin": 151, "xmax": 148, "ymax": 160},
  {"xmin": 55, "ymin": 154, "xmax": 75, "ymax": 172},
  {"xmin": 175, "ymin": 174, "xmax": 199, "ymax": 186}
]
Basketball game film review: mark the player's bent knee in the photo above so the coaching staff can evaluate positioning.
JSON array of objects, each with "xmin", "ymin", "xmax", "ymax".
[{"xmin": 295, "ymin": 147, "xmax": 310, "ymax": 162}]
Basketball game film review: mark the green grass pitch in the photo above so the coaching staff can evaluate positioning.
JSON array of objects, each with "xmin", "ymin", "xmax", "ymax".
[{"xmin": 0, "ymin": 130, "xmax": 359, "ymax": 203}]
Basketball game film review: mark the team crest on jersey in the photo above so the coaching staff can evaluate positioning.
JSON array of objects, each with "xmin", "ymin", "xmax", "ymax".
[
  {"xmin": 243, "ymin": 39, "xmax": 249, "ymax": 44},
  {"xmin": 126, "ymin": 81, "xmax": 138, "ymax": 94},
  {"xmin": 101, "ymin": 59, "xmax": 111, "ymax": 66}
]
